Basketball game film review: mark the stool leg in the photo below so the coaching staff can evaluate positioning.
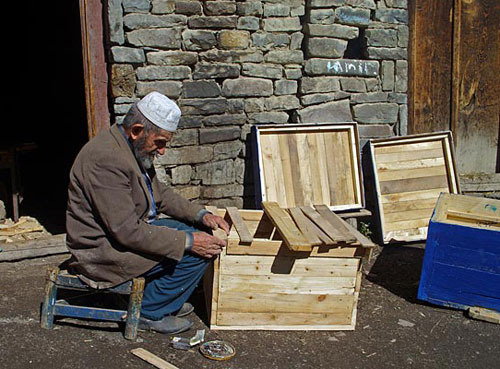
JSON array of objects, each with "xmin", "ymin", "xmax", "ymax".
[
  {"xmin": 40, "ymin": 267, "xmax": 59, "ymax": 329},
  {"xmin": 124, "ymin": 277, "xmax": 145, "ymax": 341}
]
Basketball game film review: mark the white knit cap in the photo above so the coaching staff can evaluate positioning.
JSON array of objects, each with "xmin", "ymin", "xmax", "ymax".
[{"xmin": 137, "ymin": 92, "xmax": 181, "ymax": 132}]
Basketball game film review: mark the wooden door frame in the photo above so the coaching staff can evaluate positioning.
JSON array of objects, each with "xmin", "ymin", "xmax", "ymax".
[{"xmin": 79, "ymin": 0, "xmax": 110, "ymax": 139}]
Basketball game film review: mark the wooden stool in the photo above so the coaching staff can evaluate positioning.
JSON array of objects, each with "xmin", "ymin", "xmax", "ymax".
[{"xmin": 40, "ymin": 267, "xmax": 145, "ymax": 341}]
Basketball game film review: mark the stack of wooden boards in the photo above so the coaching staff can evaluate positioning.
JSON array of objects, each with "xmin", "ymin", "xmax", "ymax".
[
  {"xmin": 261, "ymin": 201, "xmax": 375, "ymax": 252},
  {"xmin": 203, "ymin": 205, "xmax": 374, "ymax": 331}
]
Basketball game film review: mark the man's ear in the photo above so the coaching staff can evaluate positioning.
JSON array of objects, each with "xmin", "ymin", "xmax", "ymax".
[{"xmin": 129, "ymin": 123, "xmax": 145, "ymax": 141}]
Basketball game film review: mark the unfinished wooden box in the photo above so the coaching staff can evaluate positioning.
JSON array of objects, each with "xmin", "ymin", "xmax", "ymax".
[
  {"xmin": 369, "ymin": 132, "xmax": 461, "ymax": 243},
  {"xmin": 204, "ymin": 208, "xmax": 370, "ymax": 331},
  {"xmin": 418, "ymin": 193, "xmax": 500, "ymax": 312},
  {"xmin": 252, "ymin": 123, "xmax": 364, "ymax": 211}
]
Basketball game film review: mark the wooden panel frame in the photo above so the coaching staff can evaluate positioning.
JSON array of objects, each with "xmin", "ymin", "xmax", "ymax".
[
  {"xmin": 370, "ymin": 131, "xmax": 461, "ymax": 243},
  {"xmin": 252, "ymin": 123, "xmax": 364, "ymax": 211}
]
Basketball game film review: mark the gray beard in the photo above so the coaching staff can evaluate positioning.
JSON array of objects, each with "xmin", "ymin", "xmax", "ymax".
[{"xmin": 132, "ymin": 135, "xmax": 155, "ymax": 169}]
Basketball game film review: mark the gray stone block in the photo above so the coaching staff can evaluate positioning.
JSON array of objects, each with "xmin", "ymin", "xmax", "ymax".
[
  {"xmin": 173, "ymin": 186, "xmax": 201, "ymax": 200},
  {"xmin": 242, "ymin": 63, "xmax": 283, "ymax": 79},
  {"xmin": 399, "ymin": 103, "xmax": 408, "ymax": 135},
  {"xmin": 222, "ymin": 78, "xmax": 273, "ymax": 97},
  {"xmin": 264, "ymin": 50, "xmax": 304, "ymax": 64},
  {"xmin": 340, "ymin": 78, "xmax": 367, "ymax": 92},
  {"xmin": 309, "ymin": 9, "xmax": 335, "ymax": 24},
  {"xmin": 214, "ymin": 141, "xmax": 244, "ymax": 160},
  {"xmin": 147, "ymin": 51, "xmax": 198, "ymax": 65},
  {"xmin": 152, "ymin": 0, "xmax": 176, "ymax": 14},
  {"xmin": 0, "ymin": 200, "xmax": 5, "ymax": 221},
  {"xmin": 264, "ymin": 4, "xmax": 290, "ymax": 17},
  {"xmin": 301, "ymin": 91, "xmax": 350, "ymax": 106},
  {"xmin": 309, "ymin": 0, "xmax": 347, "ymax": 7},
  {"xmin": 170, "ymin": 129, "xmax": 198, "ymax": 147},
  {"xmin": 180, "ymin": 98, "xmax": 230, "ymax": 115},
  {"xmin": 195, "ymin": 160, "xmax": 235, "ymax": 185},
  {"xmin": 218, "ymin": 30, "xmax": 251, "ymax": 49},
  {"xmin": 123, "ymin": 0, "xmax": 150, "ymax": 13},
  {"xmin": 335, "ymin": 7, "xmax": 370, "ymax": 26},
  {"xmin": 262, "ymin": 17, "xmax": 302, "ymax": 32},
  {"xmin": 290, "ymin": 32, "xmax": 304, "ymax": 50},
  {"xmin": 126, "ymin": 28, "xmax": 182, "ymax": 48},
  {"xmin": 111, "ymin": 46, "xmax": 145, "ymax": 63},
  {"xmin": 136, "ymin": 81, "xmax": 183, "ymax": 98},
  {"xmin": 188, "ymin": 15, "xmax": 238, "ymax": 29},
  {"xmin": 108, "ymin": 0, "xmax": 124, "ymax": 45},
  {"xmin": 367, "ymin": 47, "xmax": 407, "ymax": 60},
  {"xmin": 244, "ymin": 98, "xmax": 266, "ymax": 113},
  {"xmin": 123, "ymin": 14, "xmax": 187, "ymax": 29},
  {"xmin": 248, "ymin": 112, "xmax": 290, "ymax": 124},
  {"xmin": 274, "ymin": 80, "xmax": 298, "ymax": 95},
  {"xmin": 182, "ymin": 30, "xmax": 217, "ymax": 51},
  {"xmin": 290, "ymin": 5, "xmax": 305, "ymax": 16},
  {"xmin": 157, "ymin": 146, "xmax": 214, "ymax": 165},
  {"xmin": 386, "ymin": 0, "xmax": 407, "ymax": 8},
  {"xmin": 204, "ymin": 1, "xmax": 237, "ymax": 15},
  {"xmin": 305, "ymin": 59, "xmax": 379, "ymax": 77},
  {"xmin": 365, "ymin": 78, "xmax": 380, "ymax": 92},
  {"xmin": 357, "ymin": 124, "xmax": 394, "ymax": 138},
  {"xmin": 175, "ymin": 1, "xmax": 202, "ymax": 15},
  {"xmin": 136, "ymin": 66, "xmax": 191, "ymax": 80},
  {"xmin": 179, "ymin": 115, "xmax": 203, "ymax": 128},
  {"xmin": 285, "ymin": 68, "xmax": 302, "ymax": 80},
  {"xmin": 398, "ymin": 25, "xmax": 409, "ymax": 47},
  {"xmin": 365, "ymin": 28, "xmax": 398, "ymax": 47},
  {"xmin": 200, "ymin": 49, "xmax": 263, "ymax": 63},
  {"xmin": 395, "ymin": 60, "xmax": 408, "ymax": 92},
  {"xmin": 183, "ymin": 80, "xmax": 221, "ymax": 98},
  {"xmin": 350, "ymin": 91, "xmax": 389, "ymax": 103},
  {"xmin": 202, "ymin": 183, "xmax": 245, "ymax": 199},
  {"xmin": 252, "ymin": 32, "xmax": 290, "ymax": 49},
  {"xmin": 237, "ymin": 1, "xmax": 263, "ymax": 16},
  {"xmin": 305, "ymin": 24, "xmax": 359, "ymax": 39},
  {"xmin": 381, "ymin": 60, "xmax": 395, "ymax": 91},
  {"xmin": 388, "ymin": 92, "xmax": 407, "ymax": 104},
  {"xmin": 346, "ymin": 0, "xmax": 376, "ymax": 9},
  {"xmin": 375, "ymin": 9, "xmax": 408, "ymax": 24},
  {"xmin": 237, "ymin": 16, "xmax": 261, "ymax": 31},
  {"xmin": 111, "ymin": 64, "xmax": 136, "ymax": 98},
  {"xmin": 296, "ymin": 99, "xmax": 353, "ymax": 123},
  {"xmin": 193, "ymin": 63, "xmax": 240, "ymax": 79},
  {"xmin": 306, "ymin": 37, "xmax": 348, "ymax": 58},
  {"xmin": 353, "ymin": 103, "xmax": 399, "ymax": 123},
  {"xmin": 300, "ymin": 76, "xmax": 340, "ymax": 94},
  {"xmin": 264, "ymin": 95, "xmax": 301, "ymax": 110},
  {"xmin": 202, "ymin": 114, "xmax": 247, "ymax": 126},
  {"xmin": 200, "ymin": 127, "xmax": 241, "ymax": 144}
]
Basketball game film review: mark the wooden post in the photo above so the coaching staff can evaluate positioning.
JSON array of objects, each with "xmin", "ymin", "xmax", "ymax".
[
  {"xmin": 124, "ymin": 277, "xmax": 145, "ymax": 341},
  {"xmin": 40, "ymin": 267, "xmax": 59, "ymax": 329}
]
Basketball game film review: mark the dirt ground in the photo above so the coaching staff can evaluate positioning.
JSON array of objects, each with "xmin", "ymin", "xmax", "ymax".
[{"xmin": 1, "ymin": 243, "xmax": 498, "ymax": 369}]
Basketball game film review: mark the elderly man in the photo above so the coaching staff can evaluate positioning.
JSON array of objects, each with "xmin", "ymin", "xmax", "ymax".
[{"xmin": 65, "ymin": 91, "xmax": 229, "ymax": 334}]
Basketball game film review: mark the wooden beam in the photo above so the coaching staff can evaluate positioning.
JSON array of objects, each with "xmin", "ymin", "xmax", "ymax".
[
  {"xmin": 314, "ymin": 205, "xmax": 357, "ymax": 244},
  {"xmin": 288, "ymin": 207, "xmax": 328, "ymax": 246},
  {"xmin": 261, "ymin": 202, "xmax": 312, "ymax": 251},
  {"xmin": 0, "ymin": 234, "xmax": 68, "ymax": 262},
  {"xmin": 300, "ymin": 206, "xmax": 350, "ymax": 244},
  {"xmin": 131, "ymin": 348, "xmax": 180, "ymax": 369},
  {"xmin": 226, "ymin": 207, "xmax": 253, "ymax": 245}
]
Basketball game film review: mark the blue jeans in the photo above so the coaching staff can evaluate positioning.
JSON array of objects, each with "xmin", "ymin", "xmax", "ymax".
[{"xmin": 140, "ymin": 218, "xmax": 209, "ymax": 321}]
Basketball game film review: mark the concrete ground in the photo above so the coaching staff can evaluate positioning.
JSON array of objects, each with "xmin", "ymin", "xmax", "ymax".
[{"xmin": 1, "ymin": 243, "xmax": 498, "ymax": 369}]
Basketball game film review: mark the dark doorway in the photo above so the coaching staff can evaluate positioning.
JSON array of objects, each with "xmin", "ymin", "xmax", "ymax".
[{"xmin": 2, "ymin": 1, "xmax": 89, "ymax": 233}]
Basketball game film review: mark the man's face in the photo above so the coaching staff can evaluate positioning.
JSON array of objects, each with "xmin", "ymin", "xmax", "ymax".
[{"xmin": 133, "ymin": 130, "xmax": 173, "ymax": 169}]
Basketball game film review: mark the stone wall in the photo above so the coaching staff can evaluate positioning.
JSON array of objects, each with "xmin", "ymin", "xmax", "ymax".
[{"xmin": 107, "ymin": 0, "xmax": 408, "ymax": 208}]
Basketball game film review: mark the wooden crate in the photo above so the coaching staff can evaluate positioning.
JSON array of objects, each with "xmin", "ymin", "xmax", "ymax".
[
  {"xmin": 418, "ymin": 193, "xmax": 500, "ymax": 312},
  {"xmin": 369, "ymin": 132, "xmax": 460, "ymax": 243},
  {"xmin": 252, "ymin": 123, "xmax": 364, "ymax": 211},
  {"xmin": 204, "ymin": 208, "xmax": 370, "ymax": 330}
]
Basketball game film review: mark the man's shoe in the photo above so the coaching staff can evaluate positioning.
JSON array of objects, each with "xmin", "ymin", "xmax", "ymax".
[
  {"xmin": 138, "ymin": 315, "xmax": 193, "ymax": 335},
  {"xmin": 175, "ymin": 302, "xmax": 194, "ymax": 317}
]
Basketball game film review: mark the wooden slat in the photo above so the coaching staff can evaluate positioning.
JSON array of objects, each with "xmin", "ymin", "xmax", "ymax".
[
  {"xmin": 220, "ymin": 254, "xmax": 359, "ymax": 277},
  {"xmin": 131, "ymin": 348, "xmax": 179, "ymax": 369},
  {"xmin": 315, "ymin": 132, "xmax": 332, "ymax": 205},
  {"xmin": 288, "ymin": 207, "xmax": 324, "ymax": 246},
  {"xmin": 384, "ymin": 218, "xmax": 431, "ymax": 232},
  {"xmin": 286, "ymin": 133, "xmax": 305, "ymax": 206},
  {"xmin": 382, "ymin": 197, "xmax": 439, "ymax": 214},
  {"xmin": 376, "ymin": 157, "xmax": 445, "ymax": 171},
  {"xmin": 314, "ymin": 205, "xmax": 357, "ymax": 244},
  {"xmin": 381, "ymin": 187, "xmax": 449, "ymax": 204},
  {"xmin": 261, "ymin": 201, "xmax": 312, "ymax": 251},
  {"xmin": 218, "ymin": 291, "xmax": 355, "ymax": 314},
  {"xmin": 216, "ymin": 311, "xmax": 353, "ymax": 327},
  {"xmin": 374, "ymin": 148, "xmax": 444, "ymax": 163},
  {"xmin": 300, "ymin": 206, "xmax": 349, "ymax": 243},
  {"xmin": 226, "ymin": 207, "xmax": 253, "ymax": 245},
  {"xmin": 376, "ymin": 165, "xmax": 447, "ymax": 182},
  {"xmin": 383, "ymin": 207, "xmax": 435, "ymax": 223},
  {"xmin": 219, "ymin": 274, "xmax": 356, "ymax": 294},
  {"xmin": 278, "ymin": 133, "xmax": 296, "ymax": 206},
  {"xmin": 374, "ymin": 140, "xmax": 443, "ymax": 154},
  {"xmin": 379, "ymin": 175, "xmax": 449, "ymax": 195}
]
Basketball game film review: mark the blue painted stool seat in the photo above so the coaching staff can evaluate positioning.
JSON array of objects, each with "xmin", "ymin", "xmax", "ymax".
[{"xmin": 40, "ymin": 267, "xmax": 145, "ymax": 341}]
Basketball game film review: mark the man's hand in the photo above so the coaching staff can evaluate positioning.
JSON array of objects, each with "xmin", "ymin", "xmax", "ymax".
[
  {"xmin": 190, "ymin": 232, "xmax": 226, "ymax": 258},
  {"xmin": 202, "ymin": 212, "xmax": 230, "ymax": 235}
]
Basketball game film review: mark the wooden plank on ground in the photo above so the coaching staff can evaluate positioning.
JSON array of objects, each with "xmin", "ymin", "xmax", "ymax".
[
  {"xmin": 131, "ymin": 348, "xmax": 180, "ymax": 369},
  {"xmin": 226, "ymin": 207, "xmax": 253, "ymax": 245},
  {"xmin": 314, "ymin": 205, "xmax": 357, "ymax": 244},
  {"xmin": 261, "ymin": 201, "xmax": 312, "ymax": 251},
  {"xmin": 300, "ymin": 206, "xmax": 349, "ymax": 244},
  {"xmin": 0, "ymin": 234, "xmax": 68, "ymax": 262},
  {"xmin": 468, "ymin": 307, "xmax": 500, "ymax": 325}
]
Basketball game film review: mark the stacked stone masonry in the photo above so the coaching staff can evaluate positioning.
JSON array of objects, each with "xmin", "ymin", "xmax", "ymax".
[{"xmin": 108, "ymin": 0, "xmax": 408, "ymax": 207}]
